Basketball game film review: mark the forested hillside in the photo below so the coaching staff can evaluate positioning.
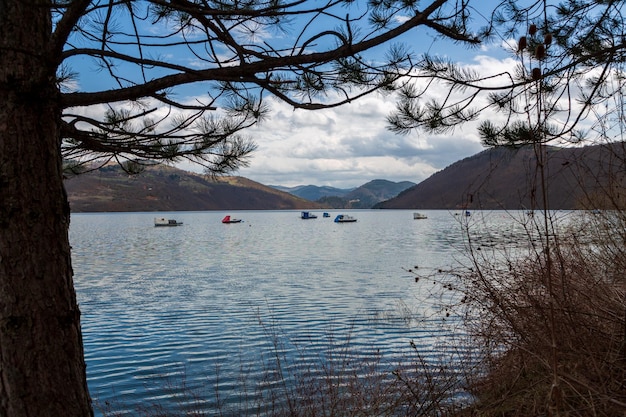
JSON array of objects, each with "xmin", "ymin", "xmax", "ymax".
[
  {"xmin": 376, "ymin": 143, "xmax": 626, "ymax": 210},
  {"xmin": 65, "ymin": 165, "xmax": 324, "ymax": 212}
]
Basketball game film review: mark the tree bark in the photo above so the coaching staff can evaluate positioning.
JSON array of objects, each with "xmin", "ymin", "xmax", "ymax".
[{"xmin": 0, "ymin": 0, "xmax": 93, "ymax": 415}]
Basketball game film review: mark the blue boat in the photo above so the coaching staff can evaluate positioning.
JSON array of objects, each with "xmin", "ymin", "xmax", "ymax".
[
  {"xmin": 301, "ymin": 211, "xmax": 318, "ymax": 219},
  {"xmin": 323, "ymin": 212, "xmax": 330, "ymax": 218},
  {"xmin": 334, "ymin": 214, "xmax": 357, "ymax": 223}
]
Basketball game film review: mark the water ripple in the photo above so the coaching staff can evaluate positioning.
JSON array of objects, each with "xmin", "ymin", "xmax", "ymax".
[{"xmin": 71, "ymin": 210, "xmax": 482, "ymax": 416}]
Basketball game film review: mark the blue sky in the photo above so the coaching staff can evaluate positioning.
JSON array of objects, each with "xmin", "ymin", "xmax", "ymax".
[{"xmin": 66, "ymin": 0, "xmax": 521, "ymax": 188}]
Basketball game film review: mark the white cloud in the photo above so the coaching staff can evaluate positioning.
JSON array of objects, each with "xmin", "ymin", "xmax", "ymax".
[
  {"xmin": 214, "ymin": 56, "xmax": 519, "ymax": 188},
  {"xmin": 225, "ymin": 89, "xmax": 488, "ymax": 187},
  {"xmin": 67, "ymin": 54, "xmax": 539, "ymax": 189}
]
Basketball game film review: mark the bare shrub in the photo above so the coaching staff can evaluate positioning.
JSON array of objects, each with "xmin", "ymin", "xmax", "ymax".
[{"xmin": 454, "ymin": 210, "xmax": 626, "ymax": 417}]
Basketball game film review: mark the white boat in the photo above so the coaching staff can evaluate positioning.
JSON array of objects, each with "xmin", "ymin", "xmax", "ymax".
[
  {"xmin": 154, "ymin": 217, "xmax": 183, "ymax": 227},
  {"xmin": 334, "ymin": 214, "xmax": 357, "ymax": 223},
  {"xmin": 413, "ymin": 213, "xmax": 427, "ymax": 219}
]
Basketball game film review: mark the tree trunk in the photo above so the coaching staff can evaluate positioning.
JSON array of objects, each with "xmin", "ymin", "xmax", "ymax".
[{"xmin": 0, "ymin": 1, "xmax": 93, "ymax": 415}]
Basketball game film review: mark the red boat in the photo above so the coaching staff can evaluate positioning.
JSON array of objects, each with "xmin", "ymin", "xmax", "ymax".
[{"xmin": 221, "ymin": 215, "xmax": 242, "ymax": 224}]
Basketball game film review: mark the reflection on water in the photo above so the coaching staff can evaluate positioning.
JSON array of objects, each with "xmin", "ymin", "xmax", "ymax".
[{"xmin": 70, "ymin": 209, "xmax": 557, "ymax": 415}]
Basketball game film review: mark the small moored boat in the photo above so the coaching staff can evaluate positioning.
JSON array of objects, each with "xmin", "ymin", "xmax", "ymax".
[
  {"xmin": 221, "ymin": 215, "xmax": 242, "ymax": 224},
  {"xmin": 334, "ymin": 214, "xmax": 357, "ymax": 223},
  {"xmin": 323, "ymin": 212, "xmax": 330, "ymax": 218},
  {"xmin": 154, "ymin": 217, "xmax": 183, "ymax": 227},
  {"xmin": 301, "ymin": 211, "xmax": 318, "ymax": 219},
  {"xmin": 413, "ymin": 212, "xmax": 428, "ymax": 220}
]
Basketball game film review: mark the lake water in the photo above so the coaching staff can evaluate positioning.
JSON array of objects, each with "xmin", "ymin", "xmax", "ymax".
[{"xmin": 70, "ymin": 209, "xmax": 541, "ymax": 416}]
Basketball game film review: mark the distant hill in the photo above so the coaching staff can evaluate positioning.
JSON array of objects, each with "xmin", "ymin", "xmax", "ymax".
[
  {"xmin": 275, "ymin": 179, "xmax": 415, "ymax": 209},
  {"xmin": 342, "ymin": 179, "xmax": 416, "ymax": 209},
  {"xmin": 64, "ymin": 164, "xmax": 326, "ymax": 212},
  {"xmin": 271, "ymin": 184, "xmax": 353, "ymax": 201},
  {"xmin": 376, "ymin": 143, "xmax": 626, "ymax": 210}
]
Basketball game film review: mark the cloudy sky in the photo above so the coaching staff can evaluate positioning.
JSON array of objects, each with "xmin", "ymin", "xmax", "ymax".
[
  {"xmin": 184, "ymin": 11, "xmax": 520, "ymax": 189},
  {"xmin": 212, "ymin": 53, "xmax": 517, "ymax": 189},
  {"xmin": 177, "ymin": 50, "xmax": 519, "ymax": 189},
  {"xmin": 228, "ymin": 90, "xmax": 486, "ymax": 189},
  {"xmin": 145, "ymin": 2, "xmax": 520, "ymax": 189},
  {"xmin": 68, "ymin": 1, "xmax": 528, "ymax": 189}
]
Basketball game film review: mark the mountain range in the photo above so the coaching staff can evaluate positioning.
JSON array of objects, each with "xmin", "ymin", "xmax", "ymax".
[
  {"xmin": 64, "ymin": 165, "xmax": 413, "ymax": 212},
  {"xmin": 64, "ymin": 142, "xmax": 626, "ymax": 212},
  {"xmin": 272, "ymin": 180, "xmax": 416, "ymax": 209},
  {"xmin": 271, "ymin": 184, "xmax": 354, "ymax": 201}
]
